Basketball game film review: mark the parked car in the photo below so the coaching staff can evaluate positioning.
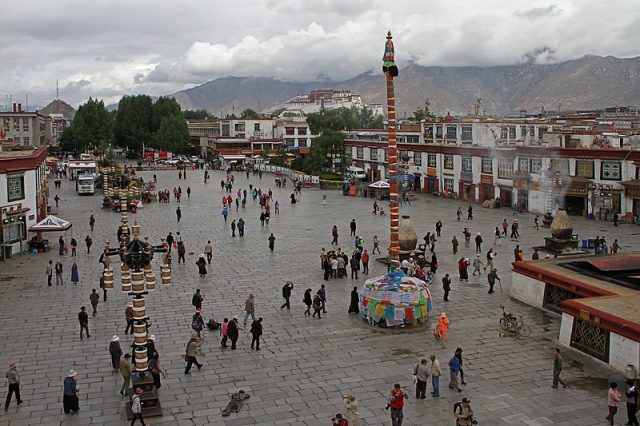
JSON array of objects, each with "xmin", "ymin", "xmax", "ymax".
[
  {"xmin": 190, "ymin": 156, "xmax": 199, "ymax": 163},
  {"xmin": 164, "ymin": 158, "xmax": 180, "ymax": 165}
]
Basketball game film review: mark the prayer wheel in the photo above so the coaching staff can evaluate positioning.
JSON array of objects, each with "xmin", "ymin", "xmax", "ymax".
[
  {"xmin": 131, "ymin": 271, "xmax": 145, "ymax": 293},
  {"xmin": 132, "ymin": 298, "xmax": 146, "ymax": 320},
  {"xmin": 143, "ymin": 264, "xmax": 152, "ymax": 274},
  {"xmin": 134, "ymin": 347, "xmax": 148, "ymax": 371},
  {"xmin": 161, "ymin": 265, "xmax": 171, "ymax": 285},
  {"xmin": 145, "ymin": 272, "xmax": 156, "ymax": 291},
  {"xmin": 103, "ymin": 270, "xmax": 114, "ymax": 289},
  {"xmin": 121, "ymin": 263, "xmax": 130, "ymax": 273},
  {"xmin": 133, "ymin": 324, "xmax": 148, "ymax": 345},
  {"xmin": 132, "ymin": 223, "xmax": 140, "ymax": 236}
]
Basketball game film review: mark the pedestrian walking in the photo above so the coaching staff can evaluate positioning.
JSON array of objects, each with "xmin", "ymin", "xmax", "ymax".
[
  {"xmin": 130, "ymin": 387, "xmax": 147, "ymax": 425},
  {"xmin": 220, "ymin": 318, "xmax": 229, "ymax": 348},
  {"xmin": 187, "ymin": 186, "xmax": 191, "ymax": 199},
  {"xmin": 250, "ymin": 318, "xmax": 263, "ymax": 350},
  {"xmin": 430, "ymin": 355, "xmax": 441, "ymax": 397},
  {"xmin": 534, "ymin": 215, "xmax": 540, "ymax": 230},
  {"xmin": 196, "ymin": 255, "xmax": 207, "ymax": 277},
  {"xmin": 231, "ymin": 220, "xmax": 236, "ymax": 237},
  {"xmin": 414, "ymin": 359, "xmax": 430, "ymax": 399},
  {"xmin": 4, "ymin": 362, "xmax": 22, "ymax": 411},
  {"xmin": 451, "ymin": 236, "xmax": 459, "ymax": 255},
  {"xmin": 89, "ymin": 289, "xmax": 99, "ymax": 316},
  {"xmin": 486, "ymin": 248, "xmax": 495, "ymax": 271},
  {"xmin": 192, "ymin": 289, "xmax": 203, "ymax": 310},
  {"xmin": 373, "ymin": 235, "xmax": 381, "ymax": 254},
  {"xmin": 343, "ymin": 394, "xmax": 361, "ymax": 426},
  {"xmin": 362, "ymin": 249, "xmax": 369, "ymax": 274},
  {"xmin": 502, "ymin": 218, "xmax": 508, "ymax": 236},
  {"xmin": 227, "ymin": 316, "xmax": 239, "ymax": 350},
  {"xmin": 70, "ymin": 238, "xmax": 77, "ymax": 256},
  {"xmin": 494, "ymin": 226, "xmax": 501, "ymax": 245},
  {"xmin": 487, "ymin": 268, "xmax": 500, "ymax": 294},
  {"xmin": 442, "ymin": 273, "xmax": 451, "ymax": 302},
  {"xmin": 237, "ymin": 218, "xmax": 245, "ymax": 237},
  {"xmin": 192, "ymin": 308, "xmax": 204, "ymax": 338},
  {"xmin": 177, "ymin": 242, "xmax": 186, "ymax": 264},
  {"xmin": 78, "ymin": 306, "xmax": 90, "ymax": 339},
  {"xmin": 176, "ymin": 206, "xmax": 182, "ymax": 222},
  {"xmin": 58, "ymin": 235, "xmax": 65, "ymax": 255},
  {"xmin": 124, "ymin": 302, "xmax": 134, "ymax": 334},
  {"xmin": 71, "ymin": 262, "xmax": 80, "ymax": 285},
  {"xmin": 204, "ymin": 241, "xmax": 213, "ymax": 264},
  {"xmin": 109, "ymin": 335, "xmax": 122, "ymax": 373},
  {"xmin": 472, "ymin": 255, "xmax": 484, "ymax": 276},
  {"xmin": 607, "ymin": 382, "xmax": 621, "ymax": 425},
  {"xmin": 119, "ymin": 353, "xmax": 132, "ymax": 395},
  {"xmin": 319, "ymin": 284, "xmax": 327, "ymax": 313},
  {"xmin": 551, "ymin": 348, "xmax": 568, "ymax": 388},
  {"xmin": 184, "ymin": 336, "xmax": 203, "ymax": 373},
  {"xmin": 350, "ymin": 219, "xmax": 357, "ymax": 236},
  {"xmin": 626, "ymin": 378, "xmax": 638, "ymax": 426},
  {"xmin": 474, "ymin": 233, "xmax": 482, "ymax": 253},
  {"xmin": 455, "ymin": 348, "xmax": 466, "ymax": 385},
  {"xmin": 303, "ymin": 289, "xmax": 312, "ymax": 316},
  {"xmin": 55, "ymin": 260, "xmax": 63, "ymax": 285},
  {"xmin": 63, "ymin": 370, "xmax": 79, "ymax": 414},
  {"xmin": 268, "ymin": 233, "xmax": 276, "ymax": 252},
  {"xmin": 456, "ymin": 207, "xmax": 462, "ymax": 221},
  {"xmin": 46, "ymin": 260, "xmax": 53, "ymax": 286},
  {"xmin": 436, "ymin": 220, "xmax": 443, "ymax": 237},
  {"xmin": 467, "ymin": 205, "xmax": 473, "ymax": 220},
  {"xmin": 280, "ymin": 281, "xmax": 293, "ymax": 310},
  {"xmin": 387, "ymin": 384, "xmax": 408, "ymax": 426},
  {"xmin": 148, "ymin": 352, "xmax": 166, "ymax": 389},
  {"xmin": 433, "ymin": 312, "xmax": 449, "ymax": 345},
  {"xmin": 454, "ymin": 397, "xmax": 475, "ymax": 425},
  {"xmin": 350, "ymin": 256, "xmax": 359, "ymax": 279},
  {"xmin": 458, "ymin": 257, "xmax": 469, "ymax": 282},
  {"xmin": 312, "ymin": 291, "xmax": 322, "ymax": 319},
  {"xmin": 243, "ymin": 294, "xmax": 256, "ymax": 327},
  {"xmin": 84, "ymin": 235, "xmax": 93, "ymax": 254},
  {"xmin": 348, "ymin": 286, "xmax": 360, "ymax": 314},
  {"xmin": 89, "ymin": 214, "xmax": 95, "ymax": 231},
  {"xmin": 448, "ymin": 352, "xmax": 462, "ymax": 392},
  {"xmin": 331, "ymin": 225, "xmax": 339, "ymax": 245}
]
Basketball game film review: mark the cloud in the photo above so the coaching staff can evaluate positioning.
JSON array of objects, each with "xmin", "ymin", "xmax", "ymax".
[
  {"xmin": 514, "ymin": 5, "xmax": 561, "ymax": 20},
  {"xmin": 0, "ymin": 0, "xmax": 638, "ymax": 108}
]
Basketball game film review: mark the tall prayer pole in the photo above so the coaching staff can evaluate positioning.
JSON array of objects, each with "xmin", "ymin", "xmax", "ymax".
[{"xmin": 383, "ymin": 31, "xmax": 400, "ymax": 271}]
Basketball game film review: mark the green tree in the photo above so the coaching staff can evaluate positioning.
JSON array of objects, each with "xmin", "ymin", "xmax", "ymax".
[
  {"xmin": 183, "ymin": 109, "xmax": 215, "ymax": 120},
  {"xmin": 154, "ymin": 115, "xmax": 189, "ymax": 153},
  {"xmin": 241, "ymin": 108, "xmax": 259, "ymax": 119},
  {"xmin": 58, "ymin": 97, "xmax": 111, "ymax": 153},
  {"xmin": 152, "ymin": 97, "xmax": 182, "ymax": 131},
  {"xmin": 112, "ymin": 95, "xmax": 154, "ymax": 154}
]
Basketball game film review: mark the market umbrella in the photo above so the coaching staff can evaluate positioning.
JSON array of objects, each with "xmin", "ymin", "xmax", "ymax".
[
  {"xmin": 29, "ymin": 215, "xmax": 72, "ymax": 232},
  {"xmin": 368, "ymin": 180, "xmax": 390, "ymax": 189}
]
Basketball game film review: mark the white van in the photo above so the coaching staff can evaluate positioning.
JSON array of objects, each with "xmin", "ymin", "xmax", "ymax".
[{"xmin": 346, "ymin": 166, "xmax": 368, "ymax": 180}]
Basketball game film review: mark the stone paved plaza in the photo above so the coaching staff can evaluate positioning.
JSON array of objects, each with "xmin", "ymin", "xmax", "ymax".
[{"xmin": 0, "ymin": 168, "xmax": 636, "ymax": 426}]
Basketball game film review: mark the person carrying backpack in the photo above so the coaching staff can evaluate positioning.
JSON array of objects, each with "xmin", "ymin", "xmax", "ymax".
[
  {"xmin": 130, "ymin": 387, "xmax": 146, "ymax": 425},
  {"xmin": 192, "ymin": 308, "xmax": 204, "ymax": 338},
  {"xmin": 454, "ymin": 397, "xmax": 475, "ymax": 425},
  {"xmin": 449, "ymin": 353, "xmax": 462, "ymax": 392}
]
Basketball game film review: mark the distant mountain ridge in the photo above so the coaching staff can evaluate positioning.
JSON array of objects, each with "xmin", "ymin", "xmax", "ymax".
[{"xmin": 169, "ymin": 55, "xmax": 640, "ymax": 116}]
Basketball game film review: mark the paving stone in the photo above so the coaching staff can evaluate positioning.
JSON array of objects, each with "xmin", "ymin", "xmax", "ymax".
[{"xmin": 0, "ymin": 168, "xmax": 631, "ymax": 425}]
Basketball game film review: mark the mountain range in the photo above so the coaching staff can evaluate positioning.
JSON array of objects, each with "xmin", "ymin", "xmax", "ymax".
[{"xmin": 171, "ymin": 55, "xmax": 640, "ymax": 116}]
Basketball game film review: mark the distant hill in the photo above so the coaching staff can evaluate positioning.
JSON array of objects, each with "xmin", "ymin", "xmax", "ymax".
[
  {"xmin": 39, "ymin": 99, "xmax": 76, "ymax": 120},
  {"xmin": 169, "ymin": 55, "xmax": 640, "ymax": 116}
]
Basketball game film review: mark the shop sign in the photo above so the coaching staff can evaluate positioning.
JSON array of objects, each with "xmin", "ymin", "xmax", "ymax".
[
  {"xmin": 460, "ymin": 171, "xmax": 473, "ymax": 181},
  {"xmin": 426, "ymin": 167, "xmax": 437, "ymax": 176},
  {"xmin": 480, "ymin": 174, "xmax": 493, "ymax": 185}
]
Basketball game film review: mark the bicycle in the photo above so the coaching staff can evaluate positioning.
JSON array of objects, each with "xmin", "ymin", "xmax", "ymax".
[
  {"xmin": 499, "ymin": 306, "xmax": 517, "ymax": 330},
  {"xmin": 499, "ymin": 306, "xmax": 531, "ymax": 336}
]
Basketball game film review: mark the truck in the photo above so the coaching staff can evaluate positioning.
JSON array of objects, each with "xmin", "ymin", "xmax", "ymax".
[{"xmin": 76, "ymin": 175, "xmax": 95, "ymax": 195}]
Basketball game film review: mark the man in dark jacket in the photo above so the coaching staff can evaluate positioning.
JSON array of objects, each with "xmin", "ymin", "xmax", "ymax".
[
  {"xmin": 280, "ymin": 281, "xmax": 293, "ymax": 310},
  {"xmin": 442, "ymin": 274, "xmax": 451, "ymax": 302},
  {"xmin": 250, "ymin": 318, "xmax": 263, "ymax": 350},
  {"xmin": 227, "ymin": 316, "xmax": 239, "ymax": 350},
  {"xmin": 192, "ymin": 289, "xmax": 203, "ymax": 309},
  {"xmin": 350, "ymin": 219, "xmax": 357, "ymax": 236},
  {"xmin": 78, "ymin": 306, "xmax": 90, "ymax": 339}
]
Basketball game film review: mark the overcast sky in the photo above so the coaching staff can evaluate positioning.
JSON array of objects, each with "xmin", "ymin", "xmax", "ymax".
[{"xmin": 2, "ymin": 0, "xmax": 639, "ymax": 109}]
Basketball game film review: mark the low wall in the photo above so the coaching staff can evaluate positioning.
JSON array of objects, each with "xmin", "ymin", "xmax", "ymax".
[
  {"xmin": 254, "ymin": 164, "xmax": 319, "ymax": 185},
  {"xmin": 511, "ymin": 271, "xmax": 546, "ymax": 308}
]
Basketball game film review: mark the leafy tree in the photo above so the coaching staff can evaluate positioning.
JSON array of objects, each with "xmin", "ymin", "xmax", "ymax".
[
  {"xmin": 303, "ymin": 129, "xmax": 346, "ymax": 175},
  {"xmin": 58, "ymin": 97, "xmax": 111, "ymax": 153},
  {"xmin": 241, "ymin": 108, "xmax": 259, "ymax": 119},
  {"xmin": 183, "ymin": 109, "xmax": 215, "ymax": 120},
  {"xmin": 112, "ymin": 95, "xmax": 154, "ymax": 154},
  {"xmin": 154, "ymin": 115, "xmax": 189, "ymax": 153},
  {"xmin": 152, "ymin": 97, "xmax": 182, "ymax": 131}
]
